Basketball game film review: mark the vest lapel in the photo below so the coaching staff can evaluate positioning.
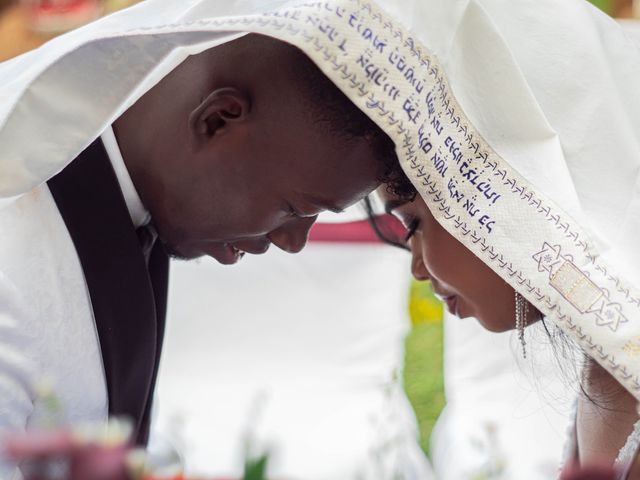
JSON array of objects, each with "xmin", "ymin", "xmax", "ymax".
[
  {"xmin": 137, "ymin": 242, "xmax": 169, "ymax": 444},
  {"xmin": 47, "ymin": 138, "xmax": 169, "ymax": 445}
]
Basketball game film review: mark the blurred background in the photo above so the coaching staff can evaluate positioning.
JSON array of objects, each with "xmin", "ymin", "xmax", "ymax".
[
  {"xmin": 0, "ymin": 1, "xmax": 638, "ymax": 478},
  {"xmin": 0, "ymin": 1, "xmax": 139, "ymax": 60},
  {"xmin": 1, "ymin": 0, "xmax": 639, "ymax": 64}
]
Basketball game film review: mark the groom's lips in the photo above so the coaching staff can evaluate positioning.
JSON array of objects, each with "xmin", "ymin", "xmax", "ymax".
[
  {"xmin": 212, "ymin": 241, "xmax": 271, "ymax": 264},
  {"xmin": 197, "ymin": 242, "xmax": 245, "ymax": 264},
  {"xmin": 233, "ymin": 241, "xmax": 271, "ymax": 255},
  {"xmin": 214, "ymin": 243, "xmax": 252, "ymax": 264},
  {"xmin": 223, "ymin": 244, "xmax": 246, "ymax": 264}
]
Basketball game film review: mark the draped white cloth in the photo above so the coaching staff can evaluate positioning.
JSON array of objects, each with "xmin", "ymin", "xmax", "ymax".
[
  {"xmin": 150, "ymin": 241, "xmax": 433, "ymax": 480},
  {"xmin": 431, "ymin": 19, "xmax": 640, "ymax": 480},
  {"xmin": 1, "ymin": 7, "xmax": 640, "ymax": 480}
]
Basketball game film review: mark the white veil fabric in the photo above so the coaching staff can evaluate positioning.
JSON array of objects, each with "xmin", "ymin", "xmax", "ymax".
[{"xmin": 1, "ymin": 0, "xmax": 640, "ymax": 399}]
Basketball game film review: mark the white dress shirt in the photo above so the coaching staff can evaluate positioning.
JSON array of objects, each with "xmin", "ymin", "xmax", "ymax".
[{"xmin": 101, "ymin": 125, "xmax": 150, "ymax": 229}]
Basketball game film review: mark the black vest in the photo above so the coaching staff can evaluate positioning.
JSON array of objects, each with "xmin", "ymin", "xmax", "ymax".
[{"xmin": 47, "ymin": 139, "xmax": 169, "ymax": 445}]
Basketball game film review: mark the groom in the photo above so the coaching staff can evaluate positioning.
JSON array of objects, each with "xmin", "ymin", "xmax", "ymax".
[{"xmin": 0, "ymin": 29, "xmax": 415, "ymax": 462}]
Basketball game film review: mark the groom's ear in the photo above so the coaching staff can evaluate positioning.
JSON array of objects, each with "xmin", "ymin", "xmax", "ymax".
[{"xmin": 188, "ymin": 87, "xmax": 251, "ymax": 145}]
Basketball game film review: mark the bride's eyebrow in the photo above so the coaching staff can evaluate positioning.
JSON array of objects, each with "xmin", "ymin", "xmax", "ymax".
[{"xmin": 383, "ymin": 198, "xmax": 409, "ymax": 214}]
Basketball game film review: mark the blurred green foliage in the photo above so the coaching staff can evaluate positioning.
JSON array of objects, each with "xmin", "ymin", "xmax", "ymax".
[
  {"xmin": 408, "ymin": 280, "xmax": 443, "ymax": 326},
  {"xmin": 588, "ymin": 0, "xmax": 612, "ymax": 13},
  {"xmin": 404, "ymin": 280, "xmax": 445, "ymax": 456},
  {"xmin": 244, "ymin": 454, "xmax": 269, "ymax": 480}
]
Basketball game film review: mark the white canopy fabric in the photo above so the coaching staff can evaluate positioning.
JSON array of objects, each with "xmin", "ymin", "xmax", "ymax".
[
  {"xmin": 1, "ymin": 0, "xmax": 640, "ymax": 398},
  {"xmin": 150, "ymin": 243, "xmax": 432, "ymax": 479}
]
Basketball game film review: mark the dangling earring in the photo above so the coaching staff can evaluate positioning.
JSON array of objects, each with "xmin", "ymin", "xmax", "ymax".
[{"xmin": 515, "ymin": 291, "xmax": 529, "ymax": 358}]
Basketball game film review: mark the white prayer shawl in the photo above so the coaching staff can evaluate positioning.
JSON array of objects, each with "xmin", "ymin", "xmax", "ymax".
[{"xmin": 2, "ymin": 0, "xmax": 640, "ymax": 401}]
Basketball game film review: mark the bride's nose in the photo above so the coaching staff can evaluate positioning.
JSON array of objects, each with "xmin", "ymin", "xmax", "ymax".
[{"xmin": 410, "ymin": 246, "xmax": 430, "ymax": 282}]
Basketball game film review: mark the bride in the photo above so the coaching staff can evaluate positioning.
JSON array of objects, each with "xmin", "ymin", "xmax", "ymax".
[
  {"xmin": 371, "ymin": 11, "xmax": 640, "ymax": 468},
  {"xmin": 375, "ymin": 188, "xmax": 640, "ymax": 478},
  {"xmin": 360, "ymin": 0, "xmax": 640, "ymax": 477}
]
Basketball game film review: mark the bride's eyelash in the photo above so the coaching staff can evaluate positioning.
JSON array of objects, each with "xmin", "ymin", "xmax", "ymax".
[{"xmin": 403, "ymin": 219, "xmax": 419, "ymax": 242}]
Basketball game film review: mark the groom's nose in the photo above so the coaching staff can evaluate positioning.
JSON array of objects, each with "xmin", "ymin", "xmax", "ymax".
[{"xmin": 268, "ymin": 215, "xmax": 318, "ymax": 253}]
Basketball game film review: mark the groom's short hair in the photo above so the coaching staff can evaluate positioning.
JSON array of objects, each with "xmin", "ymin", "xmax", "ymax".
[{"xmin": 256, "ymin": 35, "xmax": 416, "ymax": 200}]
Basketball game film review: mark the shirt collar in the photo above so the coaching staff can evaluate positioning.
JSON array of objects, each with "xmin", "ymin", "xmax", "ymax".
[{"xmin": 100, "ymin": 125, "xmax": 151, "ymax": 228}]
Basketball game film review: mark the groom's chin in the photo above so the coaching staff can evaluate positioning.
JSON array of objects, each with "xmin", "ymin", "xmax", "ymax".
[
  {"xmin": 162, "ymin": 241, "xmax": 202, "ymax": 262},
  {"xmin": 166, "ymin": 242, "xmax": 246, "ymax": 265}
]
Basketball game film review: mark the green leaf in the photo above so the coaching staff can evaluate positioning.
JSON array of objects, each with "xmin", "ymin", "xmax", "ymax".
[{"xmin": 244, "ymin": 454, "xmax": 269, "ymax": 480}]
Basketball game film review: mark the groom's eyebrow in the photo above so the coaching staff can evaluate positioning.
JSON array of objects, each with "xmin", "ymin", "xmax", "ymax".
[{"xmin": 305, "ymin": 195, "xmax": 345, "ymax": 214}]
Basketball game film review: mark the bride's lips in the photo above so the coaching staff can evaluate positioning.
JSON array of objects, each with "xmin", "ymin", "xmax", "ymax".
[
  {"xmin": 444, "ymin": 295, "xmax": 457, "ymax": 315},
  {"xmin": 434, "ymin": 292, "xmax": 458, "ymax": 316}
]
